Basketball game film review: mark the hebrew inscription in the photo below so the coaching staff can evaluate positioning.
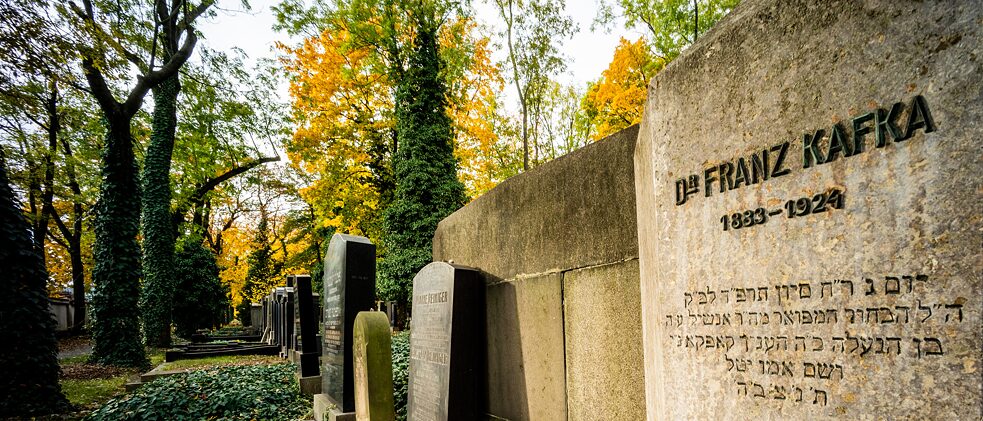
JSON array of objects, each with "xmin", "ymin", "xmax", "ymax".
[{"xmin": 662, "ymin": 273, "xmax": 965, "ymax": 407}]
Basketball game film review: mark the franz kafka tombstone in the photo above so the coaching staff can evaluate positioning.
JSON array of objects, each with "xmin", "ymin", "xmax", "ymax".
[
  {"xmin": 317, "ymin": 234, "xmax": 376, "ymax": 416},
  {"xmin": 634, "ymin": 0, "xmax": 982, "ymax": 418},
  {"xmin": 407, "ymin": 262, "xmax": 484, "ymax": 420}
]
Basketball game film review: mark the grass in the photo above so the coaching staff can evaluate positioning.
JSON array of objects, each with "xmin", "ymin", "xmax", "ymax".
[
  {"xmin": 57, "ymin": 348, "xmax": 168, "ymax": 411},
  {"xmin": 159, "ymin": 354, "xmax": 282, "ymax": 371},
  {"xmin": 61, "ymin": 376, "xmax": 131, "ymax": 408}
]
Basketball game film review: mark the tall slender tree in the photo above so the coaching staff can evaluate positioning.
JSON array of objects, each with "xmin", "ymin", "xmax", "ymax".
[
  {"xmin": 0, "ymin": 148, "xmax": 71, "ymax": 417},
  {"xmin": 141, "ymin": 0, "xmax": 219, "ymax": 348},
  {"xmin": 379, "ymin": 13, "xmax": 467, "ymax": 326},
  {"xmin": 66, "ymin": 0, "xmax": 201, "ymax": 367}
]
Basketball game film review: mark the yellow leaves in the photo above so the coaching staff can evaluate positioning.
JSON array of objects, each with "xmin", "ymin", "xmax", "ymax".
[
  {"xmin": 218, "ymin": 226, "xmax": 253, "ymax": 307},
  {"xmin": 443, "ymin": 18, "xmax": 507, "ymax": 198},
  {"xmin": 582, "ymin": 36, "xmax": 663, "ymax": 140}
]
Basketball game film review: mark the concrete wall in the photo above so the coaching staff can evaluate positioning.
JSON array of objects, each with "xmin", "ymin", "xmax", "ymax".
[
  {"xmin": 49, "ymin": 298, "xmax": 74, "ymax": 331},
  {"xmin": 432, "ymin": 125, "xmax": 645, "ymax": 421}
]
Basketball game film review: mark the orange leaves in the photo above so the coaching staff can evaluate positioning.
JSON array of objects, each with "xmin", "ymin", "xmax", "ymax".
[{"xmin": 582, "ymin": 36, "xmax": 663, "ymax": 140}]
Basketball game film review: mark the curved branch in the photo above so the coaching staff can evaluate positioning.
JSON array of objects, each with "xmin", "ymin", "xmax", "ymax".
[{"xmin": 171, "ymin": 155, "xmax": 280, "ymax": 230}]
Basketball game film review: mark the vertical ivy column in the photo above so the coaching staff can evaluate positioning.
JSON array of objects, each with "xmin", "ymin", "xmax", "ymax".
[{"xmin": 141, "ymin": 75, "xmax": 180, "ymax": 347}]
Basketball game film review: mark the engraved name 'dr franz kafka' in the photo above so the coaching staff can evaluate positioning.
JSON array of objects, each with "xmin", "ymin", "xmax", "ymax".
[{"xmin": 675, "ymin": 95, "xmax": 936, "ymax": 206}]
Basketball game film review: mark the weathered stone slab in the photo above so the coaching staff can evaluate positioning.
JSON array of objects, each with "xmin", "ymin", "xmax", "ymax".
[
  {"xmin": 353, "ymin": 311, "xmax": 395, "ymax": 421},
  {"xmin": 563, "ymin": 260, "xmax": 645, "ymax": 420},
  {"xmin": 321, "ymin": 234, "xmax": 376, "ymax": 413},
  {"xmin": 407, "ymin": 262, "xmax": 484, "ymax": 421},
  {"xmin": 485, "ymin": 274, "xmax": 566, "ymax": 421},
  {"xmin": 433, "ymin": 125, "xmax": 638, "ymax": 280},
  {"xmin": 635, "ymin": 0, "xmax": 983, "ymax": 419}
]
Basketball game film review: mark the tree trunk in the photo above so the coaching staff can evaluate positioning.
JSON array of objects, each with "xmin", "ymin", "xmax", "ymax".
[
  {"xmin": 140, "ymin": 74, "xmax": 180, "ymax": 348},
  {"xmin": 89, "ymin": 115, "xmax": 147, "ymax": 368},
  {"xmin": 60, "ymin": 138, "xmax": 87, "ymax": 331}
]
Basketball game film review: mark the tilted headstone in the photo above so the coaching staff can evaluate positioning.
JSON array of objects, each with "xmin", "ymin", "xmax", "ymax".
[
  {"xmin": 353, "ymin": 311, "xmax": 395, "ymax": 421},
  {"xmin": 295, "ymin": 274, "xmax": 321, "ymax": 377},
  {"xmin": 318, "ymin": 234, "xmax": 376, "ymax": 415},
  {"xmin": 634, "ymin": 0, "xmax": 982, "ymax": 418},
  {"xmin": 407, "ymin": 262, "xmax": 484, "ymax": 420}
]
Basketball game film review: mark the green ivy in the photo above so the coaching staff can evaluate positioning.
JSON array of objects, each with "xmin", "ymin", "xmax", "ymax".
[
  {"xmin": 172, "ymin": 234, "xmax": 229, "ymax": 338},
  {"xmin": 0, "ymin": 149, "xmax": 71, "ymax": 416},
  {"xmin": 379, "ymin": 21, "xmax": 466, "ymax": 308},
  {"xmin": 89, "ymin": 120, "xmax": 148, "ymax": 368},
  {"xmin": 86, "ymin": 363, "xmax": 309, "ymax": 421},
  {"xmin": 140, "ymin": 76, "xmax": 181, "ymax": 348},
  {"xmin": 391, "ymin": 331, "xmax": 411, "ymax": 421}
]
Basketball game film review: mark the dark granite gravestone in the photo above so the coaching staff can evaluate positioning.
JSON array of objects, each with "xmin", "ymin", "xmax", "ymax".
[
  {"xmin": 407, "ymin": 262, "xmax": 484, "ymax": 421},
  {"xmin": 273, "ymin": 288, "xmax": 284, "ymax": 347},
  {"xmin": 295, "ymin": 274, "xmax": 320, "ymax": 377},
  {"xmin": 314, "ymin": 234, "xmax": 376, "ymax": 419}
]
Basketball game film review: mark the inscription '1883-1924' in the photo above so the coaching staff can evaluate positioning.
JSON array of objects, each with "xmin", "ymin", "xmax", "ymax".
[{"xmin": 675, "ymin": 95, "xmax": 936, "ymax": 206}]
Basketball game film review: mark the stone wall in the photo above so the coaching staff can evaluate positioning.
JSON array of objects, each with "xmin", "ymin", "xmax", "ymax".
[
  {"xmin": 635, "ymin": 0, "xmax": 982, "ymax": 419},
  {"xmin": 432, "ymin": 125, "xmax": 645, "ymax": 421}
]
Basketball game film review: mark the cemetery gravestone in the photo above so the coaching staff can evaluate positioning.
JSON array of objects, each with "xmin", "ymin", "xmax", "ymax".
[
  {"xmin": 316, "ymin": 234, "xmax": 376, "ymax": 419},
  {"xmin": 407, "ymin": 262, "xmax": 484, "ymax": 420},
  {"xmin": 295, "ymin": 275, "xmax": 321, "ymax": 381},
  {"xmin": 353, "ymin": 311, "xmax": 395, "ymax": 421},
  {"xmin": 634, "ymin": 0, "xmax": 982, "ymax": 419}
]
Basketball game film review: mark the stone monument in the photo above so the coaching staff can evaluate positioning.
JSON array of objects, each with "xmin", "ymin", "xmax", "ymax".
[
  {"xmin": 353, "ymin": 311, "xmax": 395, "ymax": 421},
  {"xmin": 634, "ymin": 0, "xmax": 982, "ymax": 419},
  {"xmin": 294, "ymin": 274, "xmax": 322, "ymax": 394},
  {"xmin": 407, "ymin": 262, "xmax": 484, "ymax": 420},
  {"xmin": 314, "ymin": 234, "xmax": 376, "ymax": 421}
]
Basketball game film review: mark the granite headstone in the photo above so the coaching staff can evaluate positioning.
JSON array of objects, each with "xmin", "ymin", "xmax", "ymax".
[
  {"xmin": 407, "ymin": 262, "xmax": 484, "ymax": 421},
  {"xmin": 318, "ymin": 234, "xmax": 376, "ymax": 415}
]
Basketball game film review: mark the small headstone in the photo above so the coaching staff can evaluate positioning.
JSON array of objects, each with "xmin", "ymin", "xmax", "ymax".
[
  {"xmin": 407, "ymin": 262, "xmax": 484, "ymax": 420},
  {"xmin": 318, "ymin": 234, "xmax": 376, "ymax": 415},
  {"xmin": 353, "ymin": 311, "xmax": 395, "ymax": 421}
]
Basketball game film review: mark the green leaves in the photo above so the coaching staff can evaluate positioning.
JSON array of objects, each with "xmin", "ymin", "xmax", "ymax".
[
  {"xmin": 172, "ymin": 234, "xmax": 229, "ymax": 338},
  {"xmin": 380, "ymin": 23, "xmax": 466, "ymax": 305},
  {"xmin": 391, "ymin": 331, "xmax": 411, "ymax": 421},
  {"xmin": 86, "ymin": 363, "xmax": 309, "ymax": 421}
]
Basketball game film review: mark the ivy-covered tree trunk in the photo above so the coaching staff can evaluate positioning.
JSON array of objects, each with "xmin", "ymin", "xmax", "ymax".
[
  {"xmin": 141, "ymin": 75, "xmax": 180, "ymax": 348},
  {"xmin": 0, "ymin": 149, "xmax": 71, "ymax": 417},
  {"xmin": 89, "ymin": 117, "xmax": 148, "ymax": 368},
  {"xmin": 380, "ymin": 21, "xmax": 467, "ymax": 328}
]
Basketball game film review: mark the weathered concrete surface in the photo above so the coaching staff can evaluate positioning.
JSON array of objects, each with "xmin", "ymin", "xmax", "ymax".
[
  {"xmin": 434, "ymin": 125, "xmax": 639, "ymax": 280},
  {"xmin": 433, "ymin": 125, "xmax": 645, "ymax": 420},
  {"xmin": 635, "ymin": 0, "xmax": 983, "ymax": 419},
  {"xmin": 563, "ymin": 260, "xmax": 646, "ymax": 421},
  {"xmin": 484, "ymin": 274, "xmax": 566, "ymax": 421}
]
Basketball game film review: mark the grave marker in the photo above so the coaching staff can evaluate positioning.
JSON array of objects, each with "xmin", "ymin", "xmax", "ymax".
[
  {"xmin": 634, "ymin": 0, "xmax": 982, "ymax": 418},
  {"xmin": 407, "ymin": 262, "xmax": 484, "ymax": 420},
  {"xmin": 315, "ymin": 234, "xmax": 376, "ymax": 420},
  {"xmin": 353, "ymin": 311, "xmax": 395, "ymax": 421}
]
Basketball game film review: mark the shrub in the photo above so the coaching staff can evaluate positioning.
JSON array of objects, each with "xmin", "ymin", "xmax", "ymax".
[
  {"xmin": 172, "ymin": 234, "xmax": 229, "ymax": 338},
  {"xmin": 391, "ymin": 331, "xmax": 410, "ymax": 421},
  {"xmin": 86, "ymin": 363, "xmax": 309, "ymax": 421}
]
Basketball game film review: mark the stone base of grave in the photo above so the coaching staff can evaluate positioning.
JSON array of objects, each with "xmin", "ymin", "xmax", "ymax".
[
  {"xmin": 313, "ymin": 394, "xmax": 354, "ymax": 421},
  {"xmin": 298, "ymin": 375, "xmax": 321, "ymax": 396}
]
